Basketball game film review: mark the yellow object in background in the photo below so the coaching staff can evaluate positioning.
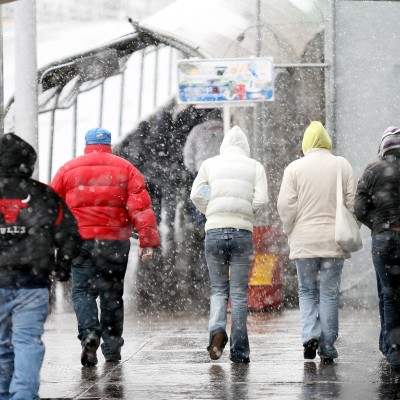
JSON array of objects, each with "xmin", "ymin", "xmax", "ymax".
[{"xmin": 248, "ymin": 253, "xmax": 277, "ymax": 286}]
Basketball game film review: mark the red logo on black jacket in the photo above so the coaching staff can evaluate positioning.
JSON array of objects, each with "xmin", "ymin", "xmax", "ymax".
[{"xmin": 0, "ymin": 195, "xmax": 30, "ymax": 224}]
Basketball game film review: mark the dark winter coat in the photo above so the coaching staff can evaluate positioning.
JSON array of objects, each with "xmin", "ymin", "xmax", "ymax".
[
  {"xmin": 114, "ymin": 107, "xmax": 180, "ymax": 188},
  {"xmin": 0, "ymin": 133, "xmax": 81, "ymax": 288},
  {"xmin": 114, "ymin": 105, "xmax": 210, "ymax": 190},
  {"xmin": 355, "ymin": 152, "xmax": 400, "ymax": 235},
  {"xmin": 50, "ymin": 144, "xmax": 160, "ymax": 248},
  {"xmin": 183, "ymin": 119, "xmax": 224, "ymax": 175}
]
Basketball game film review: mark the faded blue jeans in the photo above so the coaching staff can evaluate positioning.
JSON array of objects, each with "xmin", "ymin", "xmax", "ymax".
[
  {"xmin": 372, "ymin": 232, "xmax": 400, "ymax": 367},
  {"xmin": 71, "ymin": 239, "xmax": 130, "ymax": 359},
  {"xmin": 0, "ymin": 288, "xmax": 49, "ymax": 400},
  {"xmin": 205, "ymin": 228, "xmax": 253, "ymax": 362},
  {"xmin": 295, "ymin": 258, "xmax": 344, "ymax": 359}
]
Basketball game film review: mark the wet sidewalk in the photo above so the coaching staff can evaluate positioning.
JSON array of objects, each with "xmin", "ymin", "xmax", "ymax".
[{"xmin": 39, "ymin": 302, "xmax": 400, "ymax": 400}]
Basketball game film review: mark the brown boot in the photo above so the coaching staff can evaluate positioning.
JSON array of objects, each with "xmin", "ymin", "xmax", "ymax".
[{"xmin": 207, "ymin": 332, "xmax": 227, "ymax": 360}]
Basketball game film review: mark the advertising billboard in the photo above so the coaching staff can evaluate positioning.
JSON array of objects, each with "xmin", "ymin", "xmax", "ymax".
[{"xmin": 177, "ymin": 57, "xmax": 274, "ymax": 104}]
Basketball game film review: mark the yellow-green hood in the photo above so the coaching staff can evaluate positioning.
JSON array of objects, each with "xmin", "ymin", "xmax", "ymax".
[{"xmin": 302, "ymin": 121, "xmax": 332, "ymax": 155}]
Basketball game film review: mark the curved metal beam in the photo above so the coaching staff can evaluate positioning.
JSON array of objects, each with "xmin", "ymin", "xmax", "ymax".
[{"xmin": 5, "ymin": 25, "xmax": 206, "ymax": 113}]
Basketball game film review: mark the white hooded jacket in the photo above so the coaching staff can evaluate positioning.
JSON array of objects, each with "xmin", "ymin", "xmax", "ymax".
[{"xmin": 190, "ymin": 125, "xmax": 268, "ymax": 232}]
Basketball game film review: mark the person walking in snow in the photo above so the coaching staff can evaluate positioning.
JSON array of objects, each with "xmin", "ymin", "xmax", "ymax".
[
  {"xmin": 354, "ymin": 126, "xmax": 400, "ymax": 370},
  {"xmin": 0, "ymin": 133, "xmax": 81, "ymax": 399},
  {"xmin": 182, "ymin": 111, "xmax": 225, "ymax": 303},
  {"xmin": 183, "ymin": 110, "xmax": 224, "ymax": 180},
  {"xmin": 50, "ymin": 127, "xmax": 160, "ymax": 367},
  {"xmin": 277, "ymin": 121, "xmax": 356, "ymax": 363},
  {"xmin": 183, "ymin": 110, "xmax": 225, "ymax": 238},
  {"xmin": 190, "ymin": 125, "xmax": 268, "ymax": 363}
]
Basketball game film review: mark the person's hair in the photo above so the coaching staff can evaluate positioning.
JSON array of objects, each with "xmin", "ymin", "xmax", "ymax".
[{"xmin": 205, "ymin": 109, "xmax": 222, "ymax": 121}]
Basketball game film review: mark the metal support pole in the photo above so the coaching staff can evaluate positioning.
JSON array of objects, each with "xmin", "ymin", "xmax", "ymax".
[
  {"xmin": 0, "ymin": 6, "xmax": 3, "ymax": 135},
  {"xmin": 254, "ymin": 0, "xmax": 269, "ymax": 226},
  {"xmin": 153, "ymin": 46, "xmax": 159, "ymax": 108},
  {"xmin": 15, "ymin": 0, "xmax": 38, "ymax": 177},
  {"xmin": 138, "ymin": 49, "xmax": 145, "ymax": 119},
  {"xmin": 99, "ymin": 81, "xmax": 104, "ymax": 127},
  {"xmin": 118, "ymin": 71, "xmax": 125, "ymax": 137},
  {"xmin": 48, "ymin": 107, "xmax": 56, "ymax": 183},
  {"xmin": 168, "ymin": 47, "xmax": 173, "ymax": 96},
  {"xmin": 0, "ymin": 0, "xmax": 18, "ymax": 135},
  {"xmin": 324, "ymin": 0, "xmax": 336, "ymax": 143},
  {"xmin": 256, "ymin": 0, "xmax": 261, "ymax": 57},
  {"xmin": 253, "ymin": 0, "xmax": 263, "ymax": 161},
  {"xmin": 223, "ymin": 104, "xmax": 230, "ymax": 134},
  {"xmin": 73, "ymin": 98, "xmax": 78, "ymax": 157}
]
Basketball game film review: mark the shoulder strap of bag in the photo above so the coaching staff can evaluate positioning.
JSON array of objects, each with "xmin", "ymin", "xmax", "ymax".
[{"xmin": 336, "ymin": 158, "xmax": 344, "ymax": 205}]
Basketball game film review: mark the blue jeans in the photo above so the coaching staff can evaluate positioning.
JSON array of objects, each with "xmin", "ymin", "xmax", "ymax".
[
  {"xmin": 205, "ymin": 228, "xmax": 253, "ymax": 361},
  {"xmin": 295, "ymin": 258, "xmax": 344, "ymax": 359},
  {"xmin": 0, "ymin": 288, "xmax": 49, "ymax": 400},
  {"xmin": 71, "ymin": 239, "xmax": 130, "ymax": 358},
  {"xmin": 372, "ymin": 232, "xmax": 400, "ymax": 367}
]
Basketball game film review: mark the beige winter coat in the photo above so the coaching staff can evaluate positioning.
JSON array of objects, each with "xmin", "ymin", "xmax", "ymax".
[{"xmin": 277, "ymin": 148, "xmax": 356, "ymax": 259}]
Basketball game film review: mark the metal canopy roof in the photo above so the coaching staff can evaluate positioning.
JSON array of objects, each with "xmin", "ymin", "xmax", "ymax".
[
  {"xmin": 139, "ymin": 0, "xmax": 325, "ymax": 62},
  {"xmin": 5, "ymin": 0, "xmax": 325, "ymax": 113}
]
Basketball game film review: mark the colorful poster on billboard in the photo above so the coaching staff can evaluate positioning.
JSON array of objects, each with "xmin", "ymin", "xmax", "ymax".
[{"xmin": 177, "ymin": 57, "xmax": 274, "ymax": 104}]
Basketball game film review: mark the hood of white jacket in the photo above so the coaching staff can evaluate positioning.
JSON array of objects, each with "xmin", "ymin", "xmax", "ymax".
[{"xmin": 220, "ymin": 126, "xmax": 250, "ymax": 157}]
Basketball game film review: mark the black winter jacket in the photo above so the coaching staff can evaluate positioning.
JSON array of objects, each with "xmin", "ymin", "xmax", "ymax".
[
  {"xmin": 0, "ymin": 133, "xmax": 81, "ymax": 288},
  {"xmin": 355, "ymin": 152, "xmax": 400, "ymax": 235}
]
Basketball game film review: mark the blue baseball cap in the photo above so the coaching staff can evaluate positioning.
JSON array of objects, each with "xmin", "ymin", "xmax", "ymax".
[{"xmin": 85, "ymin": 128, "xmax": 111, "ymax": 145}]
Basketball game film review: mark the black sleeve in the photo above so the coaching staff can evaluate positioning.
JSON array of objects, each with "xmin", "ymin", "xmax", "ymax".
[
  {"xmin": 354, "ymin": 169, "xmax": 374, "ymax": 230},
  {"xmin": 53, "ymin": 197, "xmax": 82, "ymax": 280}
]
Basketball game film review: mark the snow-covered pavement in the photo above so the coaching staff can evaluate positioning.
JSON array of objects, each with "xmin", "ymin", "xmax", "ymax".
[{"xmin": 40, "ymin": 305, "xmax": 391, "ymax": 400}]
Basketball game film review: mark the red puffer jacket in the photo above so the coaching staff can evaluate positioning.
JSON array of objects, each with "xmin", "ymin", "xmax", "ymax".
[{"xmin": 50, "ymin": 145, "xmax": 160, "ymax": 248}]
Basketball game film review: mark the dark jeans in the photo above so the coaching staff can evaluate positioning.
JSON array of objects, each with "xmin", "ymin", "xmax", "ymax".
[
  {"xmin": 146, "ymin": 180, "xmax": 177, "ymax": 229},
  {"xmin": 372, "ymin": 232, "xmax": 400, "ymax": 367},
  {"xmin": 71, "ymin": 239, "xmax": 130, "ymax": 358}
]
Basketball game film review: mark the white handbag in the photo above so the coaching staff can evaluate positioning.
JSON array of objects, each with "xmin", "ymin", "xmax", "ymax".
[{"xmin": 335, "ymin": 160, "xmax": 363, "ymax": 252}]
